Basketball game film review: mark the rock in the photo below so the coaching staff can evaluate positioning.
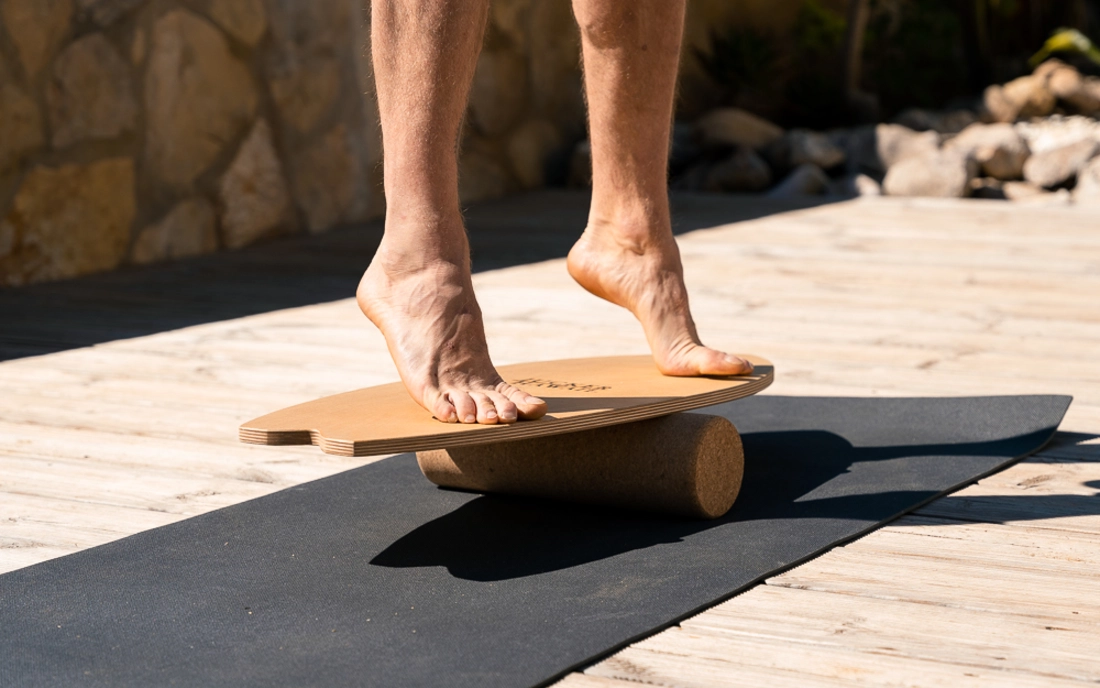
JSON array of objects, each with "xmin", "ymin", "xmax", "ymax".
[
  {"xmin": 830, "ymin": 173, "xmax": 882, "ymax": 197},
  {"xmin": 507, "ymin": 119, "xmax": 561, "ymax": 189},
  {"xmin": 894, "ymin": 108, "xmax": 977, "ymax": 135},
  {"xmin": 765, "ymin": 129, "xmax": 845, "ymax": 174},
  {"xmin": 527, "ymin": 0, "xmax": 583, "ymax": 133},
  {"xmin": 883, "ymin": 150, "xmax": 977, "ymax": 198},
  {"xmin": 491, "ymin": 0, "xmax": 531, "ymax": 52},
  {"xmin": 945, "ymin": 123, "xmax": 1030, "ymax": 181},
  {"xmin": 1001, "ymin": 181, "xmax": 1049, "ymax": 201},
  {"xmin": 0, "ymin": 0, "xmax": 72, "ymax": 79},
  {"xmin": 75, "ymin": 0, "xmax": 144, "ymax": 26},
  {"xmin": 983, "ymin": 75, "xmax": 1056, "ymax": 123},
  {"xmin": 264, "ymin": 1, "xmax": 352, "ymax": 136},
  {"xmin": 459, "ymin": 149, "xmax": 511, "ymax": 204},
  {"xmin": 1014, "ymin": 115, "xmax": 1100, "ymax": 155},
  {"xmin": 1022, "ymin": 139, "xmax": 1100, "ymax": 189},
  {"xmin": 132, "ymin": 197, "xmax": 218, "ymax": 264},
  {"xmin": 0, "ymin": 157, "xmax": 134, "ymax": 285},
  {"xmin": 968, "ymin": 177, "xmax": 1006, "ymax": 200},
  {"xmin": 288, "ymin": 123, "xmax": 368, "ymax": 233},
  {"xmin": 144, "ymin": 9, "xmax": 257, "ymax": 191},
  {"xmin": 470, "ymin": 49, "xmax": 528, "ymax": 137},
  {"xmin": 1073, "ymin": 156, "xmax": 1100, "ymax": 205},
  {"xmin": 205, "ymin": 0, "xmax": 267, "ymax": 47},
  {"xmin": 838, "ymin": 124, "xmax": 939, "ymax": 176},
  {"xmin": 703, "ymin": 146, "xmax": 771, "ymax": 192},
  {"xmin": 694, "ymin": 107, "xmax": 784, "ymax": 150},
  {"xmin": 765, "ymin": 163, "xmax": 830, "ymax": 198},
  {"xmin": 47, "ymin": 34, "xmax": 137, "ymax": 148},
  {"xmin": 669, "ymin": 121, "xmax": 702, "ymax": 176},
  {"xmin": 0, "ymin": 63, "xmax": 44, "ymax": 173},
  {"xmin": 218, "ymin": 120, "xmax": 294, "ymax": 249},
  {"xmin": 567, "ymin": 139, "xmax": 591, "ymax": 188}
]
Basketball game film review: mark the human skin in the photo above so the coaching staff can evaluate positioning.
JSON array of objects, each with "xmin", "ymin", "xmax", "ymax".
[{"xmin": 359, "ymin": 0, "xmax": 754, "ymax": 426}]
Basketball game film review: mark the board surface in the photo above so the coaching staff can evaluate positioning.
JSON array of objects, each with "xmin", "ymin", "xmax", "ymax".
[{"xmin": 240, "ymin": 355, "xmax": 773, "ymax": 456}]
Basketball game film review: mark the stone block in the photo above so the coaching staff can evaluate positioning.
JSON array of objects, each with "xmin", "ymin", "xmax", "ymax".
[
  {"xmin": 1022, "ymin": 139, "xmax": 1100, "ymax": 189},
  {"xmin": 288, "ymin": 123, "xmax": 367, "ymax": 233},
  {"xmin": 0, "ymin": 0, "xmax": 72, "ymax": 79},
  {"xmin": 132, "ymin": 197, "xmax": 217, "ymax": 264},
  {"xmin": 1072, "ymin": 156, "xmax": 1100, "ymax": 205},
  {"xmin": 703, "ymin": 146, "xmax": 771, "ymax": 192},
  {"xmin": 48, "ymin": 33, "xmax": 137, "ymax": 148},
  {"xmin": 206, "ymin": 0, "xmax": 267, "ymax": 47},
  {"xmin": 945, "ymin": 123, "xmax": 1030, "ymax": 181},
  {"xmin": 143, "ymin": 9, "xmax": 257, "ymax": 191},
  {"xmin": 507, "ymin": 119, "xmax": 561, "ymax": 189},
  {"xmin": 765, "ymin": 163, "xmax": 830, "ymax": 198},
  {"xmin": 219, "ymin": 120, "xmax": 294, "ymax": 249},
  {"xmin": 0, "ymin": 158, "xmax": 134, "ymax": 285},
  {"xmin": 883, "ymin": 150, "xmax": 977, "ymax": 198},
  {"xmin": 765, "ymin": 128, "xmax": 845, "ymax": 173},
  {"xmin": 75, "ymin": 0, "xmax": 144, "ymax": 26},
  {"xmin": 0, "ymin": 62, "xmax": 44, "ymax": 173},
  {"xmin": 694, "ymin": 108, "xmax": 783, "ymax": 150},
  {"xmin": 470, "ymin": 49, "xmax": 528, "ymax": 137},
  {"xmin": 459, "ymin": 149, "xmax": 511, "ymax": 204}
]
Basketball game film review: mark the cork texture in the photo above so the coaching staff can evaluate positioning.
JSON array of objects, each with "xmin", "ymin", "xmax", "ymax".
[{"xmin": 417, "ymin": 412, "xmax": 743, "ymax": 519}]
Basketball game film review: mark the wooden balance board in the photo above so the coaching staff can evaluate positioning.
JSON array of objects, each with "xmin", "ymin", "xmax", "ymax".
[
  {"xmin": 240, "ymin": 355, "xmax": 773, "ymax": 518},
  {"xmin": 240, "ymin": 355, "xmax": 773, "ymax": 457}
]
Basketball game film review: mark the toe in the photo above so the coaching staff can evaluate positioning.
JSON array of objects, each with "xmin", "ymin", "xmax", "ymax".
[
  {"xmin": 486, "ymin": 390, "xmax": 518, "ymax": 423},
  {"xmin": 428, "ymin": 391, "xmax": 458, "ymax": 423},
  {"xmin": 449, "ymin": 391, "xmax": 479, "ymax": 424},
  {"xmin": 660, "ymin": 345, "xmax": 753, "ymax": 377},
  {"xmin": 499, "ymin": 382, "xmax": 547, "ymax": 420},
  {"xmin": 470, "ymin": 392, "xmax": 499, "ymax": 424}
]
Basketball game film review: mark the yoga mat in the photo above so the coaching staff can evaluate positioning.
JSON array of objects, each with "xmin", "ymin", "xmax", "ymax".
[{"xmin": 0, "ymin": 395, "xmax": 1070, "ymax": 688}]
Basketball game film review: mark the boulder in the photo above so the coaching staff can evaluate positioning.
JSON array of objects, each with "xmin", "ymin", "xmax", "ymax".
[
  {"xmin": 143, "ymin": 9, "xmax": 257, "ymax": 191},
  {"xmin": 983, "ymin": 75, "xmax": 1056, "ymax": 123},
  {"xmin": 883, "ymin": 150, "xmax": 977, "ymax": 198},
  {"xmin": 945, "ymin": 123, "xmax": 1030, "ymax": 181},
  {"xmin": 1022, "ymin": 139, "xmax": 1100, "ymax": 189},
  {"xmin": 839, "ymin": 124, "xmax": 940, "ymax": 176},
  {"xmin": 470, "ymin": 49, "xmax": 528, "ymax": 137},
  {"xmin": 132, "ymin": 197, "xmax": 218, "ymax": 264},
  {"xmin": 694, "ymin": 108, "xmax": 784, "ymax": 150},
  {"xmin": 765, "ymin": 129, "xmax": 845, "ymax": 173},
  {"xmin": 893, "ymin": 108, "xmax": 977, "ymax": 135},
  {"xmin": 765, "ymin": 163, "xmax": 830, "ymax": 198},
  {"xmin": 567, "ymin": 139, "xmax": 591, "ymax": 188},
  {"xmin": 288, "ymin": 123, "xmax": 369, "ymax": 232},
  {"xmin": 507, "ymin": 119, "xmax": 562, "ymax": 189},
  {"xmin": 830, "ymin": 173, "xmax": 882, "ymax": 197},
  {"xmin": 219, "ymin": 120, "xmax": 294, "ymax": 249},
  {"xmin": 703, "ymin": 146, "xmax": 771, "ymax": 192},
  {"xmin": 205, "ymin": 0, "xmax": 267, "ymax": 47},
  {"xmin": 968, "ymin": 177, "xmax": 1006, "ymax": 199},
  {"xmin": 0, "ymin": 63, "xmax": 44, "ymax": 173},
  {"xmin": 1001, "ymin": 181, "xmax": 1049, "ymax": 201},
  {"xmin": 0, "ymin": 0, "xmax": 72, "ymax": 79},
  {"xmin": 1072, "ymin": 156, "xmax": 1100, "ymax": 205},
  {"xmin": 75, "ymin": 0, "xmax": 143, "ymax": 26},
  {"xmin": 0, "ymin": 158, "xmax": 134, "ymax": 285},
  {"xmin": 459, "ymin": 149, "xmax": 512, "ymax": 204},
  {"xmin": 47, "ymin": 33, "xmax": 137, "ymax": 148},
  {"xmin": 1035, "ymin": 59, "xmax": 1100, "ymax": 116},
  {"xmin": 264, "ymin": 1, "xmax": 352, "ymax": 136},
  {"xmin": 527, "ymin": 0, "xmax": 583, "ymax": 131}
]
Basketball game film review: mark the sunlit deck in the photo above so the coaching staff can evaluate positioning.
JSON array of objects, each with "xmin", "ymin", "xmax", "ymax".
[{"xmin": 2, "ymin": 192, "xmax": 1098, "ymax": 685}]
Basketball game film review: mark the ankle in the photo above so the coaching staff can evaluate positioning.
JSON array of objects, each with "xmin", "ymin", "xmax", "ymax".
[
  {"xmin": 376, "ymin": 213, "xmax": 469, "ymax": 271},
  {"xmin": 584, "ymin": 209, "xmax": 673, "ymax": 254}
]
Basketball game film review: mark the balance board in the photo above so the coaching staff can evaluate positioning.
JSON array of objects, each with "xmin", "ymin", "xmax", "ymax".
[{"xmin": 240, "ymin": 355, "xmax": 774, "ymax": 518}]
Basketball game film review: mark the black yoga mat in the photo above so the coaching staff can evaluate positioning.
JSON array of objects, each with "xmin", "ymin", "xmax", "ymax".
[{"xmin": 1, "ymin": 395, "xmax": 1070, "ymax": 688}]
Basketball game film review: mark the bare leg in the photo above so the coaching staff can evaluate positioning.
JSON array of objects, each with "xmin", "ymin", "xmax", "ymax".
[
  {"xmin": 359, "ymin": 0, "xmax": 546, "ymax": 423},
  {"xmin": 567, "ymin": 0, "xmax": 753, "ymax": 376}
]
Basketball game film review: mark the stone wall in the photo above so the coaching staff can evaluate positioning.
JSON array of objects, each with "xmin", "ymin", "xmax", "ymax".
[
  {"xmin": 0, "ymin": 0, "xmax": 824, "ymax": 286},
  {"xmin": 0, "ymin": 0, "xmax": 381, "ymax": 286}
]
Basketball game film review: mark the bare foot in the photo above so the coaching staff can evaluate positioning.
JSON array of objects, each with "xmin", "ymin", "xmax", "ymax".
[
  {"xmin": 567, "ymin": 218, "xmax": 753, "ymax": 377},
  {"xmin": 358, "ymin": 221, "xmax": 547, "ymax": 424}
]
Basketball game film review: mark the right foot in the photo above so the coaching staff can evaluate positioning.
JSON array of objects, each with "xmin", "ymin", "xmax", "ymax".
[{"xmin": 357, "ymin": 223, "xmax": 547, "ymax": 425}]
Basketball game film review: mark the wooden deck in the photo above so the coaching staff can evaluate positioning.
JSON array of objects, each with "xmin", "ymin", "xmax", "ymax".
[{"xmin": 2, "ymin": 192, "xmax": 1098, "ymax": 685}]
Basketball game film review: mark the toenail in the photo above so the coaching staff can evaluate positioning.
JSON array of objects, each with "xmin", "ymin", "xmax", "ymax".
[
  {"xmin": 487, "ymin": 411, "xmax": 497, "ymax": 418},
  {"xmin": 464, "ymin": 414, "xmax": 476, "ymax": 423},
  {"xmin": 525, "ymin": 396, "xmax": 543, "ymax": 405}
]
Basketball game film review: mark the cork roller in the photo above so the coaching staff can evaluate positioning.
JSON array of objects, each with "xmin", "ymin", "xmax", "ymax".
[{"xmin": 416, "ymin": 412, "xmax": 743, "ymax": 519}]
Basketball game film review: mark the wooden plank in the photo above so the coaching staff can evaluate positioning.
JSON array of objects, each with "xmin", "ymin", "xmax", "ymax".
[
  {"xmin": 681, "ymin": 586, "xmax": 1100, "ymax": 681},
  {"xmin": 589, "ymin": 629, "xmax": 1093, "ymax": 688}
]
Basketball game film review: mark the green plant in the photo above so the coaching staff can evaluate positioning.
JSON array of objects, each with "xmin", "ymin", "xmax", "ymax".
[{"xmin": 1029, "ymin": 28, "xmax": 1100, "ymax": 67}]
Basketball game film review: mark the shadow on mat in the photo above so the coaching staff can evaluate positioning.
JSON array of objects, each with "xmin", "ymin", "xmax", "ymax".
[{"xmin": 371, "ymin": 426, "xmax": 1070, "ymax": 581}]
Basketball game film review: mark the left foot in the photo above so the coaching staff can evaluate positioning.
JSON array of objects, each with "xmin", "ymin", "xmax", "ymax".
[{"xmin": 567, "ymin": 217, "xmax": 753, "ymax": 377}]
